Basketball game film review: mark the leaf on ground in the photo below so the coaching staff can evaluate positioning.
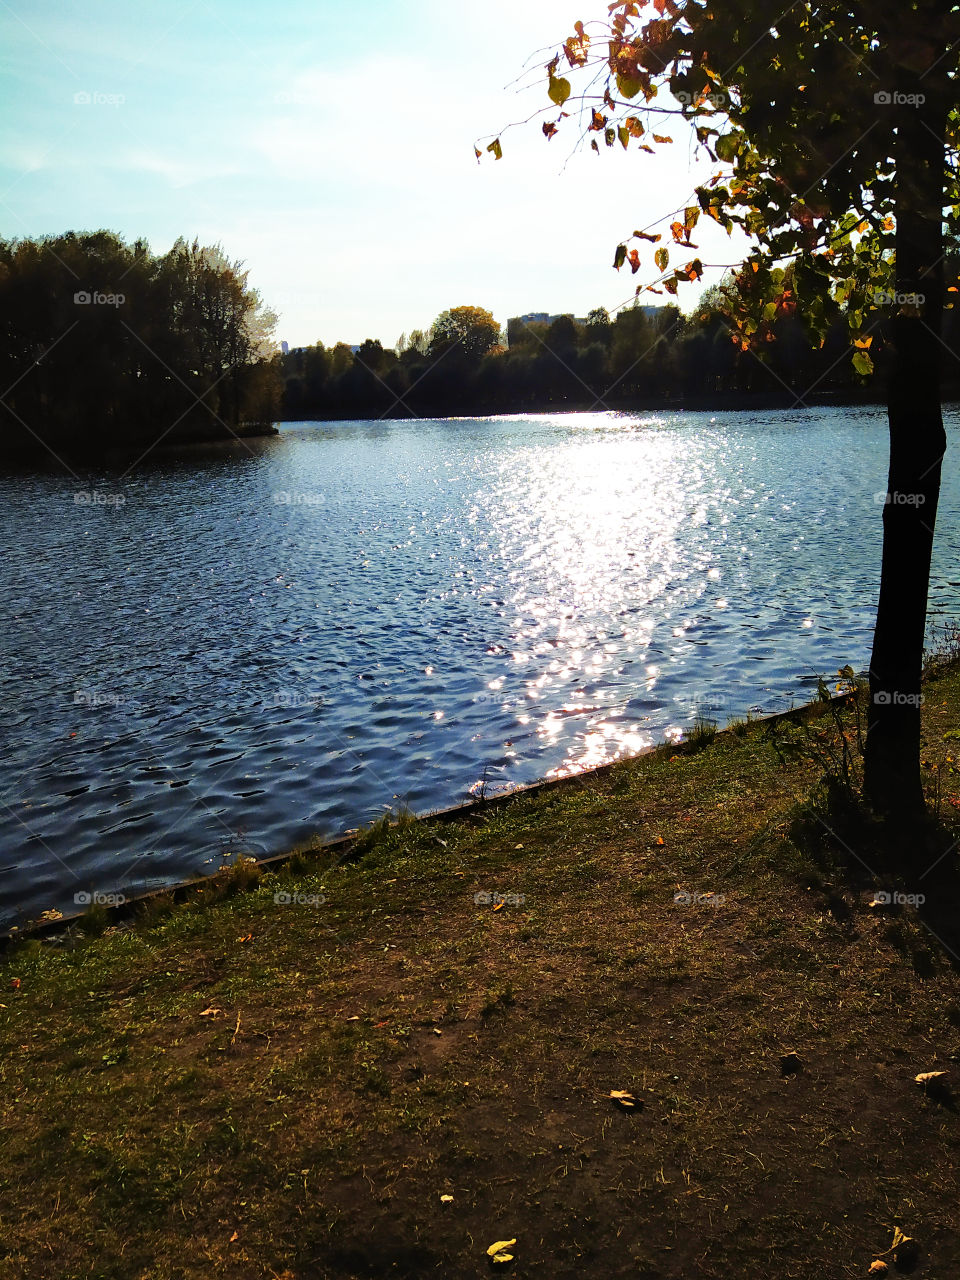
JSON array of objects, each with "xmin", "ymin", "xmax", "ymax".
[
  {"xmin": 487, "ymin": 1238, "xmax": 517, "ymax": 1264},
  {"xmin": 915, "ymin": 1071, "xmax": 948, "ymax": 1084},
  {"xmin": 199, "ymin": 1007, "xmax": 223, "ymax": 1018},
  {"xmin": 868, "ymin": 1262, "xmax": 888, "ymax": 1275},
  {"xmin": 440, "ymin": 1193, "xmax": 454, "ymax": 1203},
  {"xmin": 610, "ymin": 1089, "xmax": 639, "ymax": 1109},
  {"xmin": 229, "ymin": 1231, "xmax": 239, "ymax": 1243}
]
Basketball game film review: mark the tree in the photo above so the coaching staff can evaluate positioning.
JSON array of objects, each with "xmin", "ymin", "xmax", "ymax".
[
  {"xmin": 0, "ymin": 231, "xmax": 278, "ymax": 456},
  {"xmin": 490, "ymin": 2, "xmax": 960, "ymax": 821},
  {"xmin": 429, "ymin": 305, "xmax": 502, "ymax": 362}
]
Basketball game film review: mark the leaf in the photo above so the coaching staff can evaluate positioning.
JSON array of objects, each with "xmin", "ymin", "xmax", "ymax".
[
  {"xmin": 440, "ymin": 1193, "xmax": 454, "ymax": 1203},
  {"xmin": 613, "ymin": 244, "xmax": 627, "ymax": 271},
  {"xmin": 715, "ymin": 131, "xmax": 741, "ymax": 162},
  {"xmin": 869, "ymin": 1263, "xmax": 889, "ymax": 1276},
  {"xmin": 655, "ymin": 247, "xmax": 669, "ymax": 272},
  {"xmin": 548, "ymin": 72, "xmax": 572, "ymax": 107},
  {"xmin": 617, "ymin": 72, "xmax": 644, "ymax": 99},
  {"xmin": 851, "ymin": 349, "xmax": 874, "ymax": 377},
  {"xmin": 487, "ymin": 1239, "xmax": 516, "ymax": 1254},
  {"xmin": 609, "ymin": 1089, "xmax": 640, "ymax": 1108},
  {"xmin": 487, "ymin": 1238, "xmax": 517, "ymax": 1264},
  {"xmin": 618, "ymin": 125, "xmax": 630, "ymax": 149},
  {"xmin": 651, "ymin": 133, "xmax": 673, "ymax": 144},
  {"xmin": 542, "ymin": 122, "xmax": 558, "ymax": 140},
  {"xmin": 633, "ymin": 230, "xmax": 661, "ymax": 242},
  {"xmin": 487, "ymin": 139, "xmax": 503, "ymax": 161},
  {"xmin": 915, "ymin": 1071, "xmax": 949, "ymax": 1084},
  {"xmin": 199, "ymin": 1006, "xmax": 223, "ymax": 1018}
]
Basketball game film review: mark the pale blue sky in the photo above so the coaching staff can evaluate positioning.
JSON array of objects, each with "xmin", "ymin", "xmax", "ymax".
[{"xmin": 1, "ymin": 0, "xmax": 749, "ymax": 348}]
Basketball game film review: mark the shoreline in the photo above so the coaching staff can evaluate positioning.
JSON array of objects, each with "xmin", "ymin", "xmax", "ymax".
[{"xmin": 2, "ymin": 693, "xmax": 855, "ymax": 945}]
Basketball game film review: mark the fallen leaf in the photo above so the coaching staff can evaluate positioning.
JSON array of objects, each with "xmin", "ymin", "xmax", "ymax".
[
  {"xmin": 346, "ymin": 1015, "xmax": 361, "ymax": 1021},
  {"xmin": 440, "ymin": 1193, "xmax": 454, "ymax": 1203},
  {"xmin": 915, "ymin": 1071, "xmax": 948, "ymax": 1084},
  {"xmin": 868, "ymin": 1262, "xmax": 888, "ymax": 1275},
  {"xmin": 487, "ymin": 1238, "xmax": 516, "ymax": 1264},
  {"xmin": 10, "ymin": 978, "xmax": 20, "ymax": 991},
  {"xmin": 199, "ymin": 1007, "xmax": 223, "ymax": 1018},
  {"xmin": 609, "ymin": 1089, "xmax": 640, "ymax": 1109},
  {"xmin": 237, "ymin": 934, "xmax": 253, "ymax": 944},
  {"xmin": 229, "ymin": 1231, "xmax": 239, "ymax": 1243}
]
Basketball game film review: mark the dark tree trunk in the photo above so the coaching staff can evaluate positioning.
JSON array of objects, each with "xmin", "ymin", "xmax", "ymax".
[{"xmin": 863, "ymin": 87, "xmax": 947, "ymax": 818}]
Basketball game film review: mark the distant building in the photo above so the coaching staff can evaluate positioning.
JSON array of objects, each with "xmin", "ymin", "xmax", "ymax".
[{"xmin": 280, "ymin": 340, "xmax": 289, "ymax": 355}]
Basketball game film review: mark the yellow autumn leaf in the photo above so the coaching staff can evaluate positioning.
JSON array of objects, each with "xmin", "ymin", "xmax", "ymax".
[
  {"xmin": 487, "ymin": 1239, "xmax": 517, "ymax": 1264},
  {"xmin": 915, "ymin": 1071, "xmax": 948, "ymax": 1083},
  {"xmin": 440, "ymin": 1194, "xmax": 454, "ymax": 1203},
  {"xmin": 610, "ymin": 1089, "xmax": 637, "ymax": 1107},
  {"xmin": 869, "ymin": 1262, "xmax": 888, "ymax": 1276}
]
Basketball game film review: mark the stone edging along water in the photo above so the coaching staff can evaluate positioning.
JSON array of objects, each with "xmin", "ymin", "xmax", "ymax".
[{"xmin": 1, "ymin": 694, "xmax": 856, "ymax": 948}]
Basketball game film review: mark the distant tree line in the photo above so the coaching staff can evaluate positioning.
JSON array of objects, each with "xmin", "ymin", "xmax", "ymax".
[
  {"xmin": 0, "ymin": 231, "xmax": 282, "ymax": 461},
  {"xmin": 281, "ymin": 282, "xmax": 960, "ymax": 420}
]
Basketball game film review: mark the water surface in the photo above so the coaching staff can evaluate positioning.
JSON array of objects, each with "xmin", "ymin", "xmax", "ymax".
[{"xmin": 3, "ymin": 407, "xmax": 959, "ymax": 926}]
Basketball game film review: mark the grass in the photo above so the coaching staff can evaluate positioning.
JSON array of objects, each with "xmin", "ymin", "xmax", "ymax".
[{"xmin": 2, "ymin": 669, "xmax": 960, "ymax": 1277}]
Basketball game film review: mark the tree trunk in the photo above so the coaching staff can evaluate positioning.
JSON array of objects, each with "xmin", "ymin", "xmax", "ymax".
[{"xmin": 863, "ymin": 88, "xmax": 947, "ymax": 818}]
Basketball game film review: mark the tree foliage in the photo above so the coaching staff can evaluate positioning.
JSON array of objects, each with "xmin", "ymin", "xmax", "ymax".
[
  {"xmin": 0, "ymin": 231, "xmax": 280, "ymax": 459},
  {"xmin": 429, "ymin": 305, "xmax": 503, "ymax": 362},
  {"xmin": 489, "ymin": 2, "xmax": 960, "ymax": 376}
]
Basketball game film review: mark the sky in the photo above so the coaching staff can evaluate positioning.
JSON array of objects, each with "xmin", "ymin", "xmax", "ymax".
[{"xmin": 1, "ymin": 0, "xmax": 752, "ymax": 349}]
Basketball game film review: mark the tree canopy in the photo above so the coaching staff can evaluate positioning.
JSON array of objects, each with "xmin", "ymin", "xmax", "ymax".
[
  {"xmin": 0, "ymin": 231, "xmax": 280, "ymax": 460},
  {"xmin": 429, "ymin": 305, "xmax": 503, "ymax": 362}
]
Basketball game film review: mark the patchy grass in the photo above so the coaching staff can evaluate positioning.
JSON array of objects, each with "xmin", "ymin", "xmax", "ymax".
[{"xmin": 3, "ymin": 671, "xmax": 960, "ymax": 1278}]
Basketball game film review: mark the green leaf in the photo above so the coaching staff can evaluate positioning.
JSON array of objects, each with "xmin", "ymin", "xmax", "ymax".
[
  {"xmin": 613, "ymin": 244, "xmax": 627, "ymax": 271},
  {"xmin": 548, "ymin": 72, "xmax": 572, "ymax": 107},
  {"xmin": 715, "ymin": 131, "xmax": 741, "ymax": 163},
  {"xmin": 616, "ymin": 72, "xmax": 643, "ymax": 100},
  {"xmin": 852, "ymin": 349, "xmax": 874, "ymax": 377}
]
